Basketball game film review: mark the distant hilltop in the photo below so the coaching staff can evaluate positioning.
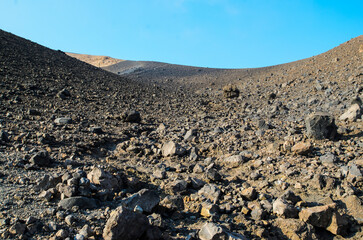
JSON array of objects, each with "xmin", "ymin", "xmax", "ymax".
[{"xmin": 66, "ymin": 52, "xmax": 124, "ymax": 68}]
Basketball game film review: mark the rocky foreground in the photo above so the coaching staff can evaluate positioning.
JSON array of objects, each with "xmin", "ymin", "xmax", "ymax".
[{"xmin": 0, "ymin": 29, "xmax": 363, "ymax": 240}]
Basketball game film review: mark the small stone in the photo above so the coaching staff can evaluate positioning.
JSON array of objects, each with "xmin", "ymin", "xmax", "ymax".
[
  {"xmin": 320, "ymin": 153, "xmax": 337, "ymax": 165},
  {"xmin": 54, "ymin": 117, "xmax": 72, "ymax": 124},
  {"xmin": 55, "ymin": 229, "xmax": 69, "ymax": 238},
  {"xmin": 280, "ymin": 190, "xmax": 302, "ymax": 204},
  {"xmin": 241, "ymin": 187, "xmax": 257, "ymax": 201},
  {"xmin": 273, "ymin": 198, "xmax": 299, "ymax": 218},
  {"xmin": 58, "ymin": 196, "xmax": 98, "ymax": 210},
  {"xmin": 160, "ymin": 195, "xmax": 184, "ymax": 211},
  {"xmin": 223, "ymin": 155, "xmax": 244, "ymax": 168},
  {"xmin": 30, "ymin": 150, "xmax": 52, "ymax": 167},
  {"xmin": 122, "ymin": 110, "xmax": 141, "ymax": 123},
  {"xmin": 193, "ymin": 164, "xmax": 205, "ymax": 173},
  {"xmin": 161, "ymin": 141, "xmax": 180, "ymax": 157},
  {"xmin": 291, "ymin": 141, "xmax": 312, "ymax": 155},
  {"xmin": 251, "ymin": 207, "xmax": 267, "ymax": 220},
  {"xmin": 170, "ymin": 179, "xmax": 188, "ymax": 194},
  {"xmin": 198, "ymin": 222, "xmax": 225, "ymax": 240},
  {"xmin": 57, "ymin": 89, "xmax": 71, "ymax": 99},
  {"xmin": 184, "ymin": 129, "xmax": 197, "ymax": 141},
  {"xmin": 65, "ymin": 214, "xmax": 76, "ymax": 226},
  {"xmin": 79, "ymin": 224, "xmax": 94, "ymax": 238},
  {"xmin": 342, "ymin": 195, "xmax": 363, "ymax": 224},
  {"xmin": 198, "ymin": 184, "xmax": 221, "ymax": 203},
  {"xmin": 90, "ymin": 126, "xmax": 103, "ymax": 134},
  {"xmin": 200, "ymin": 202, "xmax": 219, "ymax": 217}
]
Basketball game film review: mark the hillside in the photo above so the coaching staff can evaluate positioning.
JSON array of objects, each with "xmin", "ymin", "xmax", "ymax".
[{"xmin": 0, "ymin": 29, "xmax": 362, "ymax": 240}]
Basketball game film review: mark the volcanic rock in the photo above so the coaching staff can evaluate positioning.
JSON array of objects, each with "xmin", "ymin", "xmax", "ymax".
[
  {"xmin": 305, "ymin": 112, "xmax": 337, "ymax": 140},
  {"xmin": 103, "ymin": 206, "xmax": 149, "ymax": 240}
]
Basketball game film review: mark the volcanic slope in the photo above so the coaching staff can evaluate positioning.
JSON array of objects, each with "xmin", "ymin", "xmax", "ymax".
[{"xmin": 0, "ymin": 28, "xmax": 363, "ymax": 240}]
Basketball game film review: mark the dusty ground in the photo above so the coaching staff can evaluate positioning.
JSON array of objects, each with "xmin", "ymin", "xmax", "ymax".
[{"xmin": 0, "ymin": 29, "xmax": 362, "ymax": 240}]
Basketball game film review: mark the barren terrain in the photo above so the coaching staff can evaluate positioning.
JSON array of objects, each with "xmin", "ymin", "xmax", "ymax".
[{"xmin": 0, "ymin": 29, "xmax": 362, "ymax": 240}]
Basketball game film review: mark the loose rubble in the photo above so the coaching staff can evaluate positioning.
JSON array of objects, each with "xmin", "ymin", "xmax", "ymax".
[{"xmin": 0, "ymin": 29, "xmax": 362, "ymax": 239}]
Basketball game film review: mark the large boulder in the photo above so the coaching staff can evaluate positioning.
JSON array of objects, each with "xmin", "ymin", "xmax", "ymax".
[
  {"xmin": 275, "ymin": 218, "xmax": 317, "ymax": 240},
  {"xmin": 103, "ymin": 206, "xmax": 149, "ymax": 240},
  {"xmin": 30, "ymin": 151, "xmax": 53, "ymax": 167},
  {"xmin": 58, "ymin": 196, "xmax": 98, "ymax": 210},
  {"xmin": 223, "ymin": 84, "xmax": 240, "ymax": 98},
  {"xmin": 299, "ymin": 203, "xmax": 349, "ymax": 236},
  {"xmin": 339, "ymin": 103, "xmax": 361, "ymax": 121},
  {"xmin": 161, "ymin": 141, "xmax": 185, "ymax": 157},
  {"xmin": 273, "ymin": 198, "xmax": 299, "ymax": 218},
  {"xmin": 87, "ymin": 167, "xmax": 121, "ymax": 190},
  {"xmin": 120, "ymin": 189, "xmax": 160, "ymax": 213},
  {"xmin": 199, "ymin": 222, "xmax": 247, "ymax": 240},
  {"xmin": 305, "ymin": 112, "xmax": 337, "ymax": 140},
  {"xmin": 198, "ymin": 184, "xmax": 221, "ymax": 204}
]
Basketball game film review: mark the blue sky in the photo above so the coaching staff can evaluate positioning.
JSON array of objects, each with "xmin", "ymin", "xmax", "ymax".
[{"xmin": 0, "ymin": 0, "xmax": 362, "ymax": 68}]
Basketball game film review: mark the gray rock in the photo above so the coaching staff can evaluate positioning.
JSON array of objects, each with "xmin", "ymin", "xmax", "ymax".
[
  {"xmin": 160, "ymin": 195, "xmax": 184, "ymax": 211},
  {"xmin": 90, "ymin": 126, "xmax": 103, "ymax": 134},
  {"xmin": 87, "ymin": 167, "xmax": 121, "ymax": 190},
  {"xmin": 122, "ymin": 110, "xmax": 141, "ymax": 123},
  {"xmin": 152, "ymin": 169, "xmax": 166, "ymax": 179},
  {"xmin": 320, "ymin": 153, "xmax": 337, "ymax": 165},
  {"xmin": 170, "ymin": 179, "xmax": 188, "ymax": 193},
  {"xmin": 121, "ymin": 189, "xmax": 160, "ymax": 213},
  {"xmin": 199, "ymin": 222, "xmax": 247, "ymax": 240},
  {"xmin": 273, "ymin": 198, "xmax": 299, "ymax": 218},
  {"xmin": 161, "ymin": 141, "xmax": 183, "ymax": 157},
  {"xmin": 57, "ymin": 89, "xmax": 71, "ymax": 99},
  {"xmin": 251, "ymin": 207, "xmax": 267, "ymax": 220},
  {"xmin": 339, "ymin": 103, "xmax": 361, "ymax": 121},
  {"xmin": 223, "ymin": 84, "xmax": 240, "ymax": 98},
  {"xmin": 193, "ymin": 164, "xmax": 205, "ymax": 173},
  {"xmin": 280, "ymin": 190, "xmax": 302, "ymax": 204},
  {"xmin": 305, "ymin": 112, "xmax": 337, "ymax": 139},
  {"xmin": 223, "ymin": 155, "xmax": 244, "ymax": 168},
  {"xmin": 0, "ymin": 130, "xmax": 9, "ymax": 142},
  {"xmin": 184, "ymin": 129, "xmax": 197, "ymax": 141},
  {"xmin": 30, "ymin": 151, "xmax": 52, "ymax": 167},
  {"xmin": 103, "ymin": 206, "xmax": 149, "ymax": 240},
  {"xmin": 241, "ymin": 187, "xmax": 257, "ymax": 201},
  {"xmin": 78, "ymin": 224, "xmax": 94, "ymax": 238},
  {"xmin": 349, "ymin": 164, "xmax": 362, "ymax": 177},
  {"xmin": 65, "ymin": 214, "xmax": 76, "ymax": 226},
  {"xmin": 198, "ymin": 222, "xmax": 225, "ymax": 240},
  {"xmin": 58, "ymin": 196, "xmax": 98, "ymax": 210},
  {"xmin": 198, "ymin": 184, "xmax": 221, "ymax": 203},
  {"xmin": 54, "ymin": 117, "xmax": 72, "ymax": 124}
]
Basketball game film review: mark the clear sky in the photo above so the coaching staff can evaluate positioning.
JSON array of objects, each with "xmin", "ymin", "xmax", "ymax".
[{"xmin": 0, "ymin": 0, "xmax": 362, "ymax": 68}]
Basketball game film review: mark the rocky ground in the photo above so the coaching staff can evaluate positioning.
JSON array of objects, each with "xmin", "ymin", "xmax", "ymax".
[{"xmin": 0, "ymin": 29, "xmax": 362, "ymax": 240}]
